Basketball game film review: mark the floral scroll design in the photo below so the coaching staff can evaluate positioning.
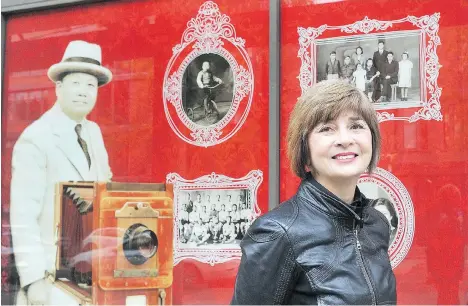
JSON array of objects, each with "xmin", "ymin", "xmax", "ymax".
[
  {"xmin": 297, "ymin": 13, "xmax": 442, "ymax": 123},
  {"xmin": 167, "ymin": 170, "xmax": 263, "ymax": 266},
  {"xmin": 358, "ymin": 168, "xmax": 415, "ymax": 269},
  {"xmin": 163, "ymin": 1, "xmax": 254, "ymax": 147}
]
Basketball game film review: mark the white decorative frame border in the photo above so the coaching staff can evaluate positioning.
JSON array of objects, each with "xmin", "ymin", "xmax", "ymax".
[
  {"xmin": 166, "ymin": 170, "xmax": 263, "ymax": 266},
  {"xmin": 298, "ymin": 13, "xmax": 442, "ymax": 123},
  {"xmin": 358, "ymin": 167, "xmax": 415, "ymax": 269},
  {"xmin": 163, "ymin": 1, "xmax": 254, "ymax": 147}
]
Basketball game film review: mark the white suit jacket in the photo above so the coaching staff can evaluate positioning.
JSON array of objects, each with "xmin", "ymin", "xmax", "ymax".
[{"xmin": 10, "ymin": 104, "xmax": 112, "ymax": 289}]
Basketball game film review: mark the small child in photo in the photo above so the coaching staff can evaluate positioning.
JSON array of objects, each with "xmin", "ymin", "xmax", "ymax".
[
  {"xmin": 352, "ymin": 63, "xmax": 366, "ymax": 92},
  {"xmin": 398, "ymin": 52, "xmax": 413, "ymax": 101}
]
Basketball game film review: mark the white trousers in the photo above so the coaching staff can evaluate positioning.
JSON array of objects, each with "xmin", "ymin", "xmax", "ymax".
[{"xmin": 16, "ymin": 284, "xmax": 80, "ymax": 305}]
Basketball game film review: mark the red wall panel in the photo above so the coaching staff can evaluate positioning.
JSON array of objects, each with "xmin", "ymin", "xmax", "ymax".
[{"xmin": 280, "ymin": 0, "xmax": 468, "ymax": 304}]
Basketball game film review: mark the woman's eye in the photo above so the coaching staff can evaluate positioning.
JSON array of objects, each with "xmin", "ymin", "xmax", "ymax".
[
  {"xmin": 350, "ymin": 123, "xmax": 365, "ymax": 130},
  {"xmin": 318, "ymin": 126, "xmax": 333, "ymax": 132}
]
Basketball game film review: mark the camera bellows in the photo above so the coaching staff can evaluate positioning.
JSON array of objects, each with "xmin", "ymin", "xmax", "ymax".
[{"xmin": 65, "ymin": 187, "xmax": 93, "ymax": 214}]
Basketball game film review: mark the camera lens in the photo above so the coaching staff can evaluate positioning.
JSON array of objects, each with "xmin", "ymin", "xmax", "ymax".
[{"xmin": 123, "ymin": 224, "xmax": 158, "ymax": 265}]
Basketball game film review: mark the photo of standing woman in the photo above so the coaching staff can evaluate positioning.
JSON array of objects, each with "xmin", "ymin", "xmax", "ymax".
[{"xmin": 398, "ymin": 52, "xmax": 414, "ymax": 101}]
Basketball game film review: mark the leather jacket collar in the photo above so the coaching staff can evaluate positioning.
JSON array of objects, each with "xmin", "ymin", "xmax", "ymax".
[{"xmin": 296, "ymin": 174, "xmax": 368, "ymax": 224}]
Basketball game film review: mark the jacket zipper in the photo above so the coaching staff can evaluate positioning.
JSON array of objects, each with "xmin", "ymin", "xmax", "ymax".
[{"xmin": 354, "ymin": 220, "xmax": 377, "ymax": 305}]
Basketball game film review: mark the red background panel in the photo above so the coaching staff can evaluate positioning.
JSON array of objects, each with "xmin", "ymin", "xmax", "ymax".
[
  {"xmin": 280, "ymin": 0, "xmax": 468, "ymax": 304},
  {"xmin": 1, "ymin": 0, "xmax": 269, "ymax": 304}
]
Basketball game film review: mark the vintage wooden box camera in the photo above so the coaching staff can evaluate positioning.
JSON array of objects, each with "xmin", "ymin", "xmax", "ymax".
[{"xmin": 53, "ymin": 181, "xmax": 173, "ymax": 305}]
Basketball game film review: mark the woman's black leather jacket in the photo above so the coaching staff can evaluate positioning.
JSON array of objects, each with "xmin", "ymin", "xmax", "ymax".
[{"xmin": 231, "ymin": 177, "xmax": 397, "ymax": 305}]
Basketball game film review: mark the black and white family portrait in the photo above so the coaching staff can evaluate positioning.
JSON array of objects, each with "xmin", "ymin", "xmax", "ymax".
[
  {"xmin": 182, "ymin": 53, "xmax": 234, "ymax": 126},
  {"xmin": 316, "ymin": 31, "xmax": 421, "ymax": 108},
  {"xmin": 177, "ymin": 189, "xmax": 253, "ymax": 249}
]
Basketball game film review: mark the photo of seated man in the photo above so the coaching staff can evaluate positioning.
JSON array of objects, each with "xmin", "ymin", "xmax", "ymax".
[
  {"xmin": 179, "ymin": 203, "xmax": 190, "ymax": 238},
  {"xmin": 189, "ymin": 219, "xmax": 211, "ymax": 246},
  {"xmin": 341, "ymin": 56, "xmax": 355, "ymax": 83},
  {"xmin": 239, "ymin": 219, "xmax": 251, "ymax": 239},
  {"xmin": 220, "ymin": 216, "xmax": 236, "ymax": 244},
  {"xmin": 208, "ymin": 218, "xmax": 223, "ymax": 244},
  {"xmin": 364, "ymin": 58, "xmax": 380, "ymax": 102},
  {"xmin": 180, "ymin": 223, "xmax": 193, "ymax": 244}
]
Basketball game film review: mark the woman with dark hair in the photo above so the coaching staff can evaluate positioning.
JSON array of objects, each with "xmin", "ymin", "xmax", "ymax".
[
  {"xmin": 232, "ymin": 80, "xmax": 396, "ymax": 305},
  {"xmin": 365, "ymin": 58, "xmax": 380, "ymax": 102},
  {"xmin": 352, "ymin": 46, "xmax": 366, "ymax": 67},
  {"xmin": 372, "ymin": 198, "xmax": 398, "ymax": 243}
]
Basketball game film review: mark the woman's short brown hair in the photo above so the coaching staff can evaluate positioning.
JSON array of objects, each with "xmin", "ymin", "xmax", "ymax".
[{"xmin": 287, "ymin": 80, "xmax": 381, "ymax": 179}]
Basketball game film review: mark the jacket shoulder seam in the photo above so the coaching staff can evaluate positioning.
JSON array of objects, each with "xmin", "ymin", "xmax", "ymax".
[{"xmin": 247, "ymin": 199, "xmax": 299, "ymax": 243}]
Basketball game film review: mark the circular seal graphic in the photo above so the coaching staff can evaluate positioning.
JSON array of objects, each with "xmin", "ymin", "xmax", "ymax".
[
  {"xmin": 163, "ymin": 2, "xmax": 254, "ymax": 147},
  {"xmin": 358, "ymin": 167, "xmax": 415, "ymax": 269}
]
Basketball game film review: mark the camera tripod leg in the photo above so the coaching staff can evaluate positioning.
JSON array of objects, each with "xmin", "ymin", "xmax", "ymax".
[{"xmin": 158, "ymin": 288, "xmax": 166, "ymax": 305}]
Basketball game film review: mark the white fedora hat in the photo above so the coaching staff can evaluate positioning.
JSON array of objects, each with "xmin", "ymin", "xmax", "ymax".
[{"xmin": 47, "ymin": 40, "xmax": 113, "ymax": 86}]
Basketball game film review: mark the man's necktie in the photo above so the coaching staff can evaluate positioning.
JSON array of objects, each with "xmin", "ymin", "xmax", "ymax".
[{"xmin": 75, "ymin": 124, "xmax": 91, "ymax": 169}]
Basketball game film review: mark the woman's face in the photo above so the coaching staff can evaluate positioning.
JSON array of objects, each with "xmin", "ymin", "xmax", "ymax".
[
  {"xmin": 308, "ymin": 110, "xmax": 372, "ymax": 184},
  {"xmin": 357, "ymin": 48, "xmax": 363, "ymax": 55},
  {"xmin": 402, "ymin": 53, "xmax": 408, "ymax": 60}
]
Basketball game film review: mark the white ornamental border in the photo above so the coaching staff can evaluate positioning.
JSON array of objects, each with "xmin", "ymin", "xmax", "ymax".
[
  {"xmin": 359, "ymin": 167, "xmax": 415, "ymax": 269},
  {"xmin": 166, "ymin": 170, "xmax": 263, "ymax": 266},
  {"xmin": 298, "ymin": 13, "xmax": 442, "ymax": 123},
  {"xmin": 163, "ymin": 1, "xmax": 254, "ymax": 147}
]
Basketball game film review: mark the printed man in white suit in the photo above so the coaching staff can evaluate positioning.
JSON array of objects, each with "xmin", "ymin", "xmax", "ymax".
[{"xmin": 10, "ymin": 40, "xmax": 113, "ymax": 305}]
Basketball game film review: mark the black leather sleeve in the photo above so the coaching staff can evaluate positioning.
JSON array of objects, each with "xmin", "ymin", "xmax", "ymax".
[{"xmin": 231, "ymin": 216, "xmax": 297, "ymax": 305}]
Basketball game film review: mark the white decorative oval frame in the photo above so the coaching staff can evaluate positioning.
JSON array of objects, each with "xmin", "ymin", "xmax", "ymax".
[
  {"xmin": 166, "ymin": 170, "xmax": 263, "ymax": 266},
  {"xmin": 163, "ymin": 1, "xmax": 254, "ymax": 147},
  {"xmin": 358, "ymin": 167, "xmax": 415, "ymax": 269},
  {"xmin": 298, "ymin": 13, "xmax": 442, "ymax": 123}
]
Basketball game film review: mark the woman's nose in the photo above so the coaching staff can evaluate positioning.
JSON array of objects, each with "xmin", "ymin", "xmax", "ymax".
[{"xmin": 335, "ymin": 128, "xmax": 354, "ymax": 147}]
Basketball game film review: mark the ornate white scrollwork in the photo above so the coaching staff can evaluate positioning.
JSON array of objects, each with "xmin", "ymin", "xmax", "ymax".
[
  {"xmin": 167, "ymin": 170, "xmax": 263, "ymax": 266},
  {"xmin": 358, "ymin": 168, "xmax": 415, "ymax": 269},
  {"xmin": 163, "ymin": 1, "xmax": 254, "ymax": 147},
  {"xmin": 298, "ymin": 13, "xmax": 442, "ymax": 123}
]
